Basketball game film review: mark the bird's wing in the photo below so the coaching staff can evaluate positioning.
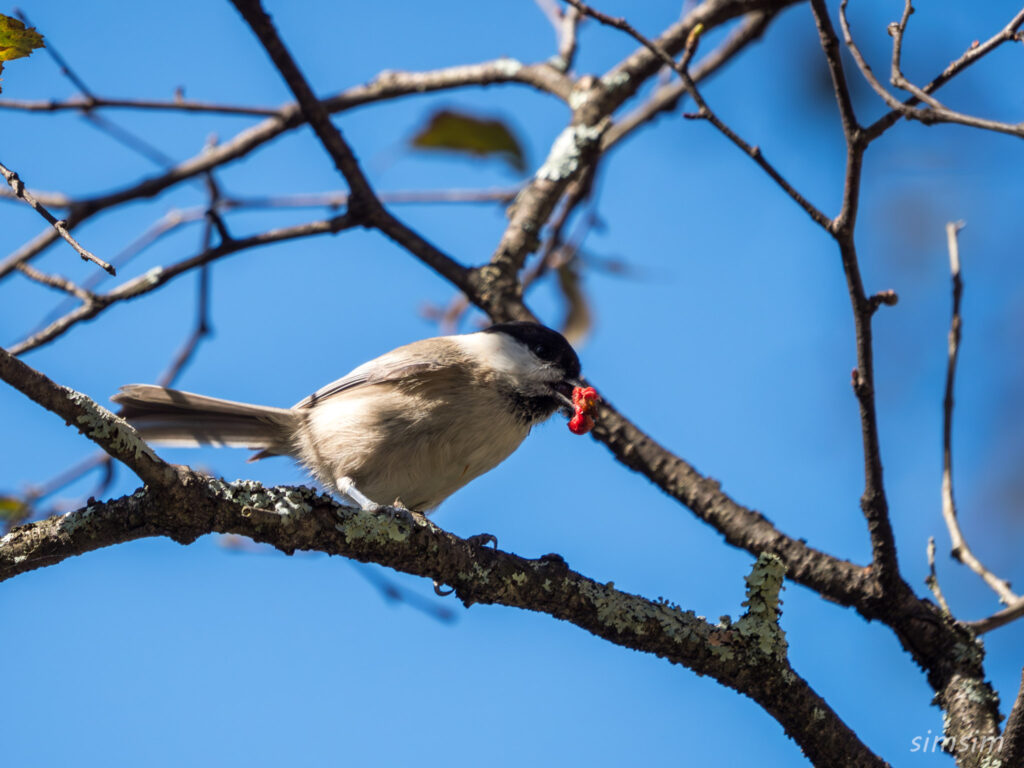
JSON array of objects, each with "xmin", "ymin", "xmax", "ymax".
[{"xmin": 292, "ymin": 344, "xmax": 455, "ymax": 409}]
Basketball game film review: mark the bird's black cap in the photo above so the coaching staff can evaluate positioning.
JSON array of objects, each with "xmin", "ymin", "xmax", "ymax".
[{"xmin": 484, "ymin": 321, "xmax": 581, "ymax": 379}]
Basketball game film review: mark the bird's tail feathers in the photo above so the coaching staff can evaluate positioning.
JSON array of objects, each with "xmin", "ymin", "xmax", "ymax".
[{"xmin": 112, "ymin": 384, "xmax": 298, "ymax": 459}]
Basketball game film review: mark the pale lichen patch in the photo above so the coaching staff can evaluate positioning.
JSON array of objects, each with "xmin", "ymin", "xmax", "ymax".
[
  {"xmin": 339, "ymin": 508, "xmax": 411, "ymax": 545},
  {"xmin": 492, "ymin": 57, "xmax": 523, "ymax": 77},
  {"xmin": 209, "ymin": 479, "xmax": 319, "ymax": 526},
  {"xmin": 599, "ymin": 69, "xmax": 630, "ymax": 92},
  {"xmin": 117, "ymin": 266, "xmax": 165, "ymax": 298},
  {"xmin": 734, "ymin": 553, "xmax": 788, "ymax": 659},
  {"xmin": 65, "ymin": 389, "xmax": 158, "ymax": 464},
  {"xmin": 536, "ymin": 124, "xmax": 604, "ymax": 181}
]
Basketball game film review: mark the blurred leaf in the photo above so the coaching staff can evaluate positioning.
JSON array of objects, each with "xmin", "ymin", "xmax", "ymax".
[
  {"xmin": 557, "ymin": 260, "xmax": 592, "ymax": 345},
  {"xmin": 0, "ymin": 495, "xmax": 30, "ymax": 528},
  {"xmin": 410, "ymin": 109, "xmax": 526, "ymax": 172},
  {"xmin": 0, "ymin": 14, "xmax": 45, "ymax": 93}
]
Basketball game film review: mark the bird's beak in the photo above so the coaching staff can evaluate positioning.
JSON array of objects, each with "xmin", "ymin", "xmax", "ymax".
[{"xmin": 553, "ymin": 377, "xmax": 584, "ymax": 409}]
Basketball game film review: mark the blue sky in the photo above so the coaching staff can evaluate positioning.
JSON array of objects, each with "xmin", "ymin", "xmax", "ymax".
[{"xmin": 3, "ymin": 1, "xmax": 1024, "ymax": 765}]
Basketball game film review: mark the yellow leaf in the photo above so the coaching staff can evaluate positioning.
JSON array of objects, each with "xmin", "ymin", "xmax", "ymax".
[
  {"xmin": 0, "ymin": 494, "xmax": 29, "ymax": 520},
  {"xmin": 0, "ymin": 13, "xmax": 45, "ymax": 94},
  {"xmin": 0, "ymin": 14, "xmax": 44, "ymax": 61},
  {"xmin": 410, "ymin": 109, "xmax": 526, "ymax": 172}
]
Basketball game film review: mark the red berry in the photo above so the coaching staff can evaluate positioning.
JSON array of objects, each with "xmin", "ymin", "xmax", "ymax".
[
  {"xmin": 568, "ymin": 385, "xmax": 599, "ymax": 434},
  {"xmin": 568, "ymin": 412, "xmax": 594, "ymax": 435}
]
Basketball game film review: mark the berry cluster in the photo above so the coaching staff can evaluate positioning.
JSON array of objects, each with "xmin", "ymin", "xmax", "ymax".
[{"xmin": 568, "ymin": 386, "xmax": 599, "ymax": 435}]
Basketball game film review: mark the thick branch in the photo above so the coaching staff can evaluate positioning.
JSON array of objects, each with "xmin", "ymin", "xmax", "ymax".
[
  {"xmin": 229, "ymin": 0, "xmax": 473, "ymax": 294},
  {"xmin": 1002, "ymin": 668, "xmax": 1024, "ymax": 765},
  {"xmin": 0, "ymin": 348, "xmax": 175, "ymax": 487},
  {"xmin": 0, "ymin": 482, "xmax": 884, "ymax": 767}
]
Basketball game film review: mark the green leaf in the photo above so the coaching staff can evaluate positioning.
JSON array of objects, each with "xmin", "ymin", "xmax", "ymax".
[
  {"xmin": 410, "ymin": 109, "xmax": 526, "ymax": 172},
  {"xmin": 0, "ymin": 13, "xmax": 45, "ymax": 93}
]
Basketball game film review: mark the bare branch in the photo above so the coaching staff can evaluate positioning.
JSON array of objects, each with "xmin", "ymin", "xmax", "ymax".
[
  {"xmin": 565, "ymin": 0, "xmax": 832, "ymax": 231},
  {"xmin": 0, "ymin": 57, "xmax": 570, "ymax": 281},
  {"xmin": 0, "ymin": 348, "xmax": 175, "ymax": 487},
  {"xmin": 0, "ymin": 95, "xmax": 281, "ymax": 116},
  {"xmin": 14, "ymin": 262, "xmax": 97, "ymax": 303},
  {"xmin": 0, "ymin": 186, "xmax": 72, "ymax": 207},
  {"xmin": 535, "ymin": 0, "xmax": 581, "ymax": 72},
  {"xmin": 925, "ymin": 537, "xmax": 952, "ymax": 617},
  {"xmin": 0, "ymin": 481, "xmax": 885, "ymax": 767},
  {"xmin": 602, "ymin": 10, "xmax": 776, "ymax": 150},
  {"xmin": 967, "ymin": 597, "xmax": 1024, "ymax": 635},
  {"xmin": 842, "ymin": 1, "xmax": 1024, "ymax": 140},
  {"xmin": 940, "ymin": 221, "xmax": 1018, "ymax": 605},
  {"xmin": 229, "ymin": 0, "xmax": 473, "ymax": 298},
  {"xmin": 0, "ymin": 161, "xmax": 116, "ymax": 275},
  {"xmin": 808, "ymin": 0, "xmax": 901, "ymax": 588},
  {"xmin": 229, "ymin": 0, "xmax": 378, "ymax": 212},
  {"xmin": 10, "ymin": 212, "xmax": 360, "ymax": 356},
  {"xmin": 857, "ymin": 5, "xmax": 1024, "ymax": 142},
  {"xmin": 1003, "ymin": 668, "xmax": 1024, "ymax": 766}
]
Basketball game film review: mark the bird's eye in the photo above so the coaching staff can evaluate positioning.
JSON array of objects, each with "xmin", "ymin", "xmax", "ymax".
[{"xmin": 532, "ymin": 343, "xmax": 547, "ymax": 358}]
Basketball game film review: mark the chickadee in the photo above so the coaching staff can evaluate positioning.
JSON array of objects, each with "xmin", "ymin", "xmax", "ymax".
[{"xmin": 113, "ymin": 321, "xmax": 583, "ymax": 512}]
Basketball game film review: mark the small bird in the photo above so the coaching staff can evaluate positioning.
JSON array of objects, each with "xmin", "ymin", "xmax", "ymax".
[{"xmin": 113, "ymin": 321, "xmax": 584, "ymax": 512}]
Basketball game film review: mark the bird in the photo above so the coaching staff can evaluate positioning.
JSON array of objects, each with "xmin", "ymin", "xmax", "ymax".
[{"xmin": 112, "ymin": 321, "xmax": 584, "ymax": 512}]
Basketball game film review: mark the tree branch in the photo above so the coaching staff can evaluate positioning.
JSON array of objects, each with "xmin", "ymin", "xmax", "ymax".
[
  {"xmin": 940, "ymin": 222, "xmax": 1018, "ymax": 605},
  {"xmin": 0, "ymin": 479, "xmax": 884, "ymax": 767},
  {"xmin": 859, "ymin": 6, "xmax": 1024, "ymax": 143},
  {"xmin": 0, "ymin": 161, "xmax": 115, "ymax": 275},
  {"xmin": 10, "ymin": 212, "xmax": 360, "ymax": 356},
  {"xmin": 808, "ymin": 0, "xmax": 900, "ymax": 589},
  {"xmin": 602, "ymin": 9, "xmax": 777, "ymax": 151},
  {"xmin": 0, "ymin": 57, "xmax": 570, "ymax": 281},
  {"xmin": 566, "ymin": 0, "xmax": 832, "ymax": 231},
  {"xmin": 0, "ymin": 348, "xmax": 175, "ymax": 488}
]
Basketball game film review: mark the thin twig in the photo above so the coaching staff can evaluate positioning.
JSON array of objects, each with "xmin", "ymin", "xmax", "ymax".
[
  {"xmin": 0, "ymin": 161, "xmax": 115, "ymax": 275},
  {"xmin": 535, "ymin": 0, "xmax": 580, "ymax": 71},
  {"xmin": 886, "ymin": 1, "xmax": 1024, "ymax": 138},
  {"xmin": 854, "ymin": 4, "xmax": 1024, "ymax": 142},
  {"xmin": 25, "ymin": 187, "xmax": 518, "ymax": 339},
  {"xmin": 155, "ymin": 172, "xmax": 219, "ymax": 388},
  {"xmin": 10, "ymin": 212, "xmax": 360, "ymax": 356},
  {"xmin": 0, "ymin": 57, "xmax": 569, "ymax": 282},
  {"xmin": 229, "ymin": 0, "xmax": 473, "ymax": 295},
  {"xmin": 0, "ymin": 95, "xmax": 280, "ymax": 116},
  {"xmin": 564, "ymin": 0, "xmax": 832, "ymax": 232},
  {"xmin": 16, "ymin": 8, "xmax": 186, "ymax": 172},
  {"xmin": 940, "ymin": 221, "xmax": 1017, "ymax": 606},
  {"xmin": 14, "ymin": 262, "xmax": 97, "ymax": 303},
  {"xmin": 602, "ymin": 10, "xmax": 776, "ymax": 150},
  {"xmin": 14, "ymin": 8, "xmax": 90, "ymax": 93},
  {"xmin": 925, "ymin": 537, "xmax": 952, "ymax": 617},
  {"xmin": 967, "ymin": 597, "xmax": 1024, "ymax": 635},
  {"xmin": 809, "ymin": 0, "xmax": 901, "ymax": 587}
]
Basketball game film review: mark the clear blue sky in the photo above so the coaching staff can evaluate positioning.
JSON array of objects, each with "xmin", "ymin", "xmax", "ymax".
[{"xmin": 3, "ymin": 1, "xmax": 1023, "ymax": 765}]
